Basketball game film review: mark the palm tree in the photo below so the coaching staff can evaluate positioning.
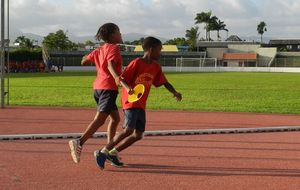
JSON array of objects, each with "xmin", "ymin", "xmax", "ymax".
[
  {"xmin": 185, "ymin": 26, "xmax": 200, "ymax": 50},
  {"xmin": 195, "ymin": 11, "xmax": 212, "ymax": 41},
  {"xmin": 211, "ymin": 19, "xmax": 228, "ymax": 41},
  {"xmin": 257, "ymin": 21, "xmax": 267, "ymax": 43},
  {"xmin": 207, "ymin": 16, "xmax": 218, "ymax": 41}
]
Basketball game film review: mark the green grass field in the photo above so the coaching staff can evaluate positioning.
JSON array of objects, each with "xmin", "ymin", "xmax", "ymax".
[{"xmin": 3, "ymin": 72, "xmax": 300, "ymax": 114}]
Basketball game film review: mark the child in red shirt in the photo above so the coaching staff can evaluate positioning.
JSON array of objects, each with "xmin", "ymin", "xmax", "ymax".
[
  {"xmin": 94, "ymin": 36, "xmax": 182, "ymax": 169},
  {"xmin": 69, "ymin": 23, "xmax": 123, "ymax": 164}
]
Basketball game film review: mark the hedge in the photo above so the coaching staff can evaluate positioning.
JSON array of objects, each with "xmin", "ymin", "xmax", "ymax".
[{"xmin": 7, "ymin": 48, "xmax": 43, "ymax": 62}]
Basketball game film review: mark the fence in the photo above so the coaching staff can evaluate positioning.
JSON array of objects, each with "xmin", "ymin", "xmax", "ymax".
[
  {"xmin": 49, "ymin": 51, "xmax": 206, "ymax": 67},
  {"xmin": 271, "ymin": 57, "xmax": 300, "ymax": 67},
  {"xmin": 48, "ymin": 51, "xmax": 300, "ymax": 73}
]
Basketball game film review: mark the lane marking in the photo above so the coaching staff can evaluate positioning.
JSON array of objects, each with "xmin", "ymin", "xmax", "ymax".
[{"xmin": 1, "ymin": 126, "xmax": 300, "ymax": 141}]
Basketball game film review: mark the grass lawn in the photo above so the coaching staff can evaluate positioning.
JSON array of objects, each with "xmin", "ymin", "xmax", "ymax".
[{"xmin": 3, "ymin": 72, "xmax": 300, "ymax": 114}]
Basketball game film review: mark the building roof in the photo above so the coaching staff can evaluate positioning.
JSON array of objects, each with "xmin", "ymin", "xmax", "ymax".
[
  {"xmin": 223, "ymin": 53, "xmax": 257, "ymax": 60},
  {"xmin": 269, "ymin": 39, "xmax": 300, "ymax": 45},
  {"xmin": 134, "ymin": 45, "xmax": 178, "ymax": 52},
  {"xmin": 196, "ymin": 41, "xmax": 259, "ymax": 48},
  {"xmin": 226, "ymin": 35, "xmax": 242, "ymax": 42}
]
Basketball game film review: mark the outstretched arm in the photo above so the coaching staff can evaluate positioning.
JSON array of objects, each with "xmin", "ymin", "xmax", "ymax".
[{"xmin": 164, "ymin": 82, "xmax": 182, "ymax": 101}]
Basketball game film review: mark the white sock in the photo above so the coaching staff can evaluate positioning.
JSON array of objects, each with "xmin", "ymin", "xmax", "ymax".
[{"xmin": 109, "ymin": 148, "xmax": 119, "ymax": 156}]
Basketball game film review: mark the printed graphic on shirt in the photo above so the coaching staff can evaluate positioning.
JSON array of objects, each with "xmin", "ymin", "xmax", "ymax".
[{"xmin": 135, "ymin": 73, "xmax": 154, "ymax": 88}]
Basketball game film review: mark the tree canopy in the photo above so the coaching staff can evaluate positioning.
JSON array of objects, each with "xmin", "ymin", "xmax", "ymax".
[
  {"xmin": 164, "ymin": 37, "xmax": 189, "ymax": 46},
  {"xmin": 14, "ymin": 36, "xmax": 34, "ymax": 49},
  {"xmin": 42, "ymin": 30, "xmax": 75, "ymax": 51},
  {"xmin": 185, "ymin": 26, "xmax": 200, "ymax": 50},
  {"xmin": 257, "ymin": 21, "xmax": 267, "ymax": 43},
  {"xmin": 195, "ymin": 11, "xmax": 213, "ymax": 41},
  {"xmin": 195, "ymin": 11, "xmax": 230, "ymax": 42}
]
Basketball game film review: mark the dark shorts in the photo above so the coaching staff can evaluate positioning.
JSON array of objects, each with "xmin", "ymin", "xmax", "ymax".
[
  {"xmin": 94, "ymin": 90, "xmax": 118, "ymax": 114},
  {"xmin": 123, "ymin": 108, "xmax": 146, "ymax": 132}
]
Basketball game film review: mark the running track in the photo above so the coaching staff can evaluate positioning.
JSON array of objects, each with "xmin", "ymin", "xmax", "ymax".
[{"xmin": 1, "ymin": 107, "xmax": 300, "ymax": 190}]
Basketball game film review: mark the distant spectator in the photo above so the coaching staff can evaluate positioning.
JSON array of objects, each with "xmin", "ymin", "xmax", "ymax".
[
  {"xmin": 47, "ymin": 60, "xmax": 53, "ymax": 72},
  {"xmin": 51, "ymin": 65, "xmax": 56, "ymax": 72},
  {"xmin": 39, "ymin": 62, "xmax": 45, "ymax": 72},
  {"xmin": 57, "ymin": 63, "xmax": 64, "ymax": 72},
  {"xmin": 16, "ymin": 62, "xmax": 22, "ymax": 73},
  {"xmin": 9, "ymin": 61, "xmax": 17, "ymax": 73}
]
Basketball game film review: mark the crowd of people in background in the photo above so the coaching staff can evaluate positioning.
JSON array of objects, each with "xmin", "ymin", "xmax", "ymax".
[
  {"xmin": 4, "ymin": 61, "xmax": 64, "ymax": 73},
  {"xmin": 5, "ymin": 61, "xmax": 45, "ymax": 73}
]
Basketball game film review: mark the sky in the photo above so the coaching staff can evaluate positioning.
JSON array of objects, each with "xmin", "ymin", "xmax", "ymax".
[{"xmin": 8, "ymin": 0, "xmax": 300, "ymax": 41}]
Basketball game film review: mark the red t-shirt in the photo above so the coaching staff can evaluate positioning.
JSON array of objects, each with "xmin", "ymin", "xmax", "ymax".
[
  {"xmin": 121, "ymin": 58, "xmax": 167, "ymax": 110},
  {"xmin": 86, "ymin": 43, "xmax": 122, "ymax": 90}
]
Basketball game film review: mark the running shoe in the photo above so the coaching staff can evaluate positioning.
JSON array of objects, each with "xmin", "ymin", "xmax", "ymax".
[
  {"xmin": 94, "ymin": 150, "xmax": 107, "ymax": 170},
  {"xmin": 107, "ymin": 153, "xmax": 124, "ymax": 167},
  {"xmin": 69, "ymin": 139, "xmax": 82, "ymax": 163}
]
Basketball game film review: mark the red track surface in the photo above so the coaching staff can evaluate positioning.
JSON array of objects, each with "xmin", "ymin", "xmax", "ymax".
[{"xmin": 1, "ymin": 107, "xmax": 300, "ymax": 190}]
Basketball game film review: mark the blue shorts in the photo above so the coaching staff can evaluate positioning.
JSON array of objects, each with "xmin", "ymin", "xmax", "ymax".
[
  {"xmin": 94, "ymin": 90, "xmax": 118, "ymax": 114},
  {"xmin": 123, "ymin": 108, "xmax": 146, "ymax": 132}
]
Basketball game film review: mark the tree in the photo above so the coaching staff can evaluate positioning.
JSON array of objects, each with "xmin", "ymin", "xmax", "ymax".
[
  {"xmin": 195, "ymin": 11, "xmax": 213, "ymax": 41},
  {"xmin": 14, "ymin": 36, "xmax": 34, "ymax": 49},
  {"xmin": 75, "ymin": 40, "xmax": 96, "ymax": 50},
  {"xmin": 130, "ymin": 37, "xmax": 144, "ymax": 45},
  {"xmin": 257, "ymin": 21, "xmax": 267, "ymax": 43},
  {"xmin": 210, "ymin": 19, "xmax": 228, "ymax": 41},
  {"xmin": 185, "ymin": 26, "xmax": 200, "ymax": 50},
  {"xmin": 76, "ymin": 42, "xmax": 86, "ymax": 49},
  {"xmin": 42, "ymin": 30, "xmax": 74, "ymax": 51},
  {"xmin": 164, "ymin": 37, "xmax": 189, "ymax": 46},
  {"xmin": 206, "ymin": 15, "xmax": 219, "ymax": 41},
  {"xmin": 85, "ymin": 40, "xmax": 95, "ymax": 47},
  {"xmin": 123, "ymin": 41, "xmax": 131, "ymax": 45}
]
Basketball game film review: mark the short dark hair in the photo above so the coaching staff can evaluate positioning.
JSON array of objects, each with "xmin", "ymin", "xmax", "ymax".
[
  {"xmin": 142, "ymin": 37, "xmax": 162, "ymax": 51},
  {"xmin": 95, "ymin": 23, "xmax": 119, "ymax": 42}
]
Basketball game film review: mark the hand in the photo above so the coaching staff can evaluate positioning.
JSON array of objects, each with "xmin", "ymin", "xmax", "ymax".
[
  {"xmin": 81, "ymin": 56, "xmax": 87, "ymax": 65},
  {"xmin": 173, "ymin": 92, "xmax": 182, "ymax": 102},
  {"xmin": 119, "ymin": 78, "xmax": 133, "ymax": 94},
  {"xmin": 115, "ymin": 76, "xmax": 121, "ymax": 86},
  {"xmin": 128, "ymin": 88, "xmax": 134, "ymax": 95}
]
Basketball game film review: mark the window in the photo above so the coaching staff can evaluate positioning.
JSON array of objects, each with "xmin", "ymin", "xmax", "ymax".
[
  {"xmin": 298, "ymin": 45, "xmax": 300, "ymax": 50},
  {"xmin": 287, "ymin": 45, "xmax": 292, "ymax": 50},
  {"xmin": 245, "ymin": 61, "xmax": 256, "ymax": 67}
]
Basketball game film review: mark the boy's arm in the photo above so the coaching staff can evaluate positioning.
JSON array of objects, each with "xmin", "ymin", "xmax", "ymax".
[
  {"xmin": 108, "ymin": 61, "xmax": 132, "ymax": 95},
  {"xmin": 164, "ymin": 82, "xmax": 182, "ymax": 101},
  {"xmin": 119, "ymin": 79, "xmax": 133, "ymax": 95},
  {"xmin": 108, "ymin": 60, "xmax": 121, "ymax": 86}
]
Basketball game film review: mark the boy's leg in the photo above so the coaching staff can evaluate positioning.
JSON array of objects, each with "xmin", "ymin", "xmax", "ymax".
[
  {"xmin": 69, "ymin": 111, "xmax": 108, "ymax": 163},
  {"xmin": 106, "ymin": 110, "xmax": 120, "ymax": 144},
  {"xmin": 110, "ymin": 109, "xmax": 145, "ymax": 164},
  {"xmin": 101, "ymin": 130, "xmax": 143, "ymax": 168},
  {"xmin": 107, "ymin": 127, "xmax": 134, "ymax": 150},
  {"xmin": 79, "ymin": 112, "xmax": 108, "ymax": 145},
  {"xmin": 115, "ymin": 130, "xmax": 143, "ymax": 152},
  {"xmin": 114, "ymin": 109, "xmax": 145, "ymax": 152},
  {"xmin": 95, "ymin": 128, "xmax": 134, "ymax": 169},
  {"xmin": 98, "ymin": 130, "xmax": 143, "ymax": 168},
  {"xmin": 95, "ymin": 108, "xmax": 145, "ymax": 169}
]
